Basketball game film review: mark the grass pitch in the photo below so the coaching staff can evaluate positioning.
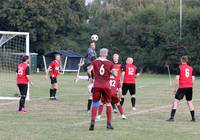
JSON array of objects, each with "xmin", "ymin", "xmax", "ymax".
[{"xmin": 0, "ymin": 73, "xmax": 199, "ymax": 140}]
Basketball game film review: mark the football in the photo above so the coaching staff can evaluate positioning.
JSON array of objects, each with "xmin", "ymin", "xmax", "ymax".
[{"xmin": 91, "ymin": 34, "xmax": 98, "ymax": 42}]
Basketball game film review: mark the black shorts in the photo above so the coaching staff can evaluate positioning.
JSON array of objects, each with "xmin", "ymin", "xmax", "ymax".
[
  {"xmin": 18, "ymin": 84, "xmax": 28, "ymax": 96},
  {"xmin": 122, "ymin": 83, "xmax": 136, "ymax": 96},
  {"xmin": 175, "ymin": 88, "xmax": 193, "ymax": 101},
  {"xmin": 50, "ymin": 77, "xmax": 57, "ymax": 84}
]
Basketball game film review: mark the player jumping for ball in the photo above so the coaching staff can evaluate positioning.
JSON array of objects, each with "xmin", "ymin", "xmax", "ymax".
[
  {"xmin": 167, "ymin": 56, "xmax": 196, "ymax": 122},
  {"xmin": 16, "ymin": 55, "xmax": 32, "ymax": 112},
  {"xmin": 88, "ymin": 48, "xmax": 116, "ymax": 131},
  {"xmin": 45, "ymin": 54, "xmax": 61, "ymax": 100},
  {"xmin": 120, "ymin": 57, "xmax": 140, "ymax": 111}
]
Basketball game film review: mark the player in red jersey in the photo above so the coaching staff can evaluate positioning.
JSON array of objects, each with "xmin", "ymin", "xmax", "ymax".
[
  {"xmin": 16, "ymin": 55, "xmax": 32, "ymax": 112},
  {"xmin": 120, "ymin": 57, "xmax": 140, "ymax": 110},
  {"xmin": 88, "ymin": 48, "xmax": 116, "ymax": 131},
  {"xmin": 97, "ymin": 75, "xmax": 126, "ymax": 120},
  {"xmin": 111, "ymin": 53, "xmax": 123, "ymax": 113},
  {"xmin": 45, "ymin": 54, "xmax": 61, "ymax": 100},
  {"xmin": 167, "ymin": 56, "xmax": 196, "ymax": 122}
]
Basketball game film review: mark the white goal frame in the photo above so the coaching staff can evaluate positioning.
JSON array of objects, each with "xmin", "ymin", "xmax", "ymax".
[{"xmin": 0, "ymin": 31, "xmax": 30, "ymax": 100}]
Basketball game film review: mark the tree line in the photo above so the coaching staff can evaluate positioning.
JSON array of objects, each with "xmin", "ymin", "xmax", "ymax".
[{"xmin": 0, "ymin": 0, "xmax": 200, "ymax": 74}]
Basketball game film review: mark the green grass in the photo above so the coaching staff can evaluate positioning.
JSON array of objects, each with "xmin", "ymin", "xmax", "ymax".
[{"xmin": 0, "ymin": 73, "xmax": 200, "ymax": 140}]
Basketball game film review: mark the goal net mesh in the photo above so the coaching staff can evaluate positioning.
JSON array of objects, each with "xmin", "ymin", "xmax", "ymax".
[{"xmin": 0, "ymin": 32, "xmax": 29, "ymax": 100}]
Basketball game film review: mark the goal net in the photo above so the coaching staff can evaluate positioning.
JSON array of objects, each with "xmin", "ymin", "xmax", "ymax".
[{"xmin": 0, "ymin": 31, "xmax": 30, "ymax": 100}]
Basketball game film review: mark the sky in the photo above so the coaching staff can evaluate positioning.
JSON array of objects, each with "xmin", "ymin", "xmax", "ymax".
[{"xmin": 85, "ymin": 0, "xmax": 94, "ymax": 5}]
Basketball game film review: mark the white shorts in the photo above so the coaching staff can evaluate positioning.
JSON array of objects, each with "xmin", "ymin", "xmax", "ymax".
[{"xmin": 88, "ymin": 83, "xmax": 94, "ymax": 95}]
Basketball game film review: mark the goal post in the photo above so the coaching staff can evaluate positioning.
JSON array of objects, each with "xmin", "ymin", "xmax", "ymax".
[{"xmin": 0, "ymin": 31, "xmax": 30, "ymax": 100}]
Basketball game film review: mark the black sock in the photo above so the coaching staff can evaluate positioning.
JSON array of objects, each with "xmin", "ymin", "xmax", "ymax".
[
  {"xmin": 120, "ymin": 98, "xmax": 124, "ymax": 106},
  {"xmin": 170, "ymin": 109, "xmax": 176, "ymax": 119},
  {"xmin": 50, "ymin": 89, "xmax": 53, "ymax": 97},
  {"xmin": 19, "ymin": 96, "xmax": 26, "ymax": 111},
  {"xmin": 131, "ymin": 97, "xmax": 136, "ymax": 107},
  {"xmin": 53, "ymin": 89, "xmax": 57, "ymax": 97},
  {"xmin": 111, "ymin": 101, "xmax": 116, "ymax": 110},
  {"xmin": 190, "ymin": 110, "xmax": 195, "ymax": 119},
  {"xmin": 87, "ymin": 99, "xmax": 92, "ymax": 111}
]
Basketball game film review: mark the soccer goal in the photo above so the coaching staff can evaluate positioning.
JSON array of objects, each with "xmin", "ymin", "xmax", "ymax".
[{"xmin": 0, "ymin": 31, "xmax": 30, "ymax": 100}]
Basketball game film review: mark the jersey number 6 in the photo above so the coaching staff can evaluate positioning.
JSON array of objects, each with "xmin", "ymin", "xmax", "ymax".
[{"xmin": 99, "ymin": 64, "xmax": 105, "ymax": 75}]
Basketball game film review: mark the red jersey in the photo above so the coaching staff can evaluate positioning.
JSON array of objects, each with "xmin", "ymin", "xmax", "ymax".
[
  {"xmin": 92, "ymin": 58, "xmax": 114, "ymax": 88},
  {"xmin": 123, "ymin": 64, "xmax": 138, "ymax": 84},
  {"xmin": 49, "ymin": 60, "xmax": 60, "ymax": 78},
  {"xmin": 110, "ymin": 77, "xmax": 120, "ymax": 95},
  {"xmin": 16, "ymin": 63, "xmax": 29, "ymax": 84},
  {"xmin": 177, "ymin": 64, "xmax": 194, "ymax": 88},
  {"xmin": 113, "ymin": 63, "xmax": 122, "ymax": 81}
]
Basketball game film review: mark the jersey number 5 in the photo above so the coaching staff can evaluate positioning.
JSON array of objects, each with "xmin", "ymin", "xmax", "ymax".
[
  {"xmin": 185, "ymin": 68, "xmax": 190, "ymax": 78},
  {"xmin": 99, "ymin": 64, "xmax": 105, "ymax": 75}
]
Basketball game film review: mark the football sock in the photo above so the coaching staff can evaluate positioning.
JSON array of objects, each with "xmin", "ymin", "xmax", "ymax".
[
  {"xmin": 120, "ymin": 98, "xmax": 124, "ymax": 106},
  {"xmin": 87, "ymin": 99, "xmax": 92, "ymax": 111},
  {"xmin": 53, "ymin": 89, "xmax": 57, "ymax": 97},
  {"xmin": 111, "ymin": 101, "xmax": 117, "ymax": 110},
  {"xmin": 91, "ymin": 106, "xmax": 98, "ymax": 121},
  {"xmin": 190, "ymin": 110, "xmax": 195, "ymax": 119},
  {"xmin": 131, "ymin": 96, "xmax": 136, "ymax": 107},
  {"xmin": 117, "ymin": 104, "xmax": 124, "ymax": 115},
  {"xmin": 19, "ymin": 95, "xmax": 26, "ymax": 111},
  {"xmin": 98, "ymin": 104, "xmax": 103, "ymax": 116},
  {"xmin": 170, "ymin": 109, "xmax": 176, "ymax": 118},
  {"xmin": 106, "ymin": 106, "xmax": 112, "ymax": 124},
  {"xmin": 50, "ymin": 89, "xmax": 53, "ymax": 97}
]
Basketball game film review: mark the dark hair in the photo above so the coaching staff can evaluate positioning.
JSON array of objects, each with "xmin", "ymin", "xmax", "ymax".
[
  {"xmin": 181, "ymin": 56, "xmax": 188, "ymax": 63},
  {"xmin": 22, "ymin": 55, "xmax": 29, "ymax": 62}
]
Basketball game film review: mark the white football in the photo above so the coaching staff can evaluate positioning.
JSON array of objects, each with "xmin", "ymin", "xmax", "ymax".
[{"xmin": 91, "ymin": 34, "xmax": 98, "ymax": 41}]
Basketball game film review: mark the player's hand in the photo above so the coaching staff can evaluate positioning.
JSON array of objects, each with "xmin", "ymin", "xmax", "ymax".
[
  {"xmin": 173, "ymin": 89, "xmax": 176, "ymax": 95},
  {"xmin": 45, "ymin": 75, "xmax": 48, "ymax": 80},
  {"xmin": 29, "ymin": 81, "xmax": 33, "ymax": 86},
  {"xmin": 89, "ymin": 78, "xmax": 93, "ymax": 83}
]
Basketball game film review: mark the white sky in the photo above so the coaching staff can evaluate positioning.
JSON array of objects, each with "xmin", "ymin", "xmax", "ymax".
[{"xmin": 85, "ymin": 0, "xmax": 94, "ymax": 5}]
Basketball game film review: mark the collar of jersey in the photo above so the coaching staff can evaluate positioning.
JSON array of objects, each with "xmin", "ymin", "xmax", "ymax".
[{"xmin": 97, "ymin": 57, "xmax": 108, "ymax": 61}]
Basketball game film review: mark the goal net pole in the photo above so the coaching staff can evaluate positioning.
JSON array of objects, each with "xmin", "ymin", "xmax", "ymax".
[{"xmin": 0, "ymin": 31, "xmax": 30, "ymax": 101}]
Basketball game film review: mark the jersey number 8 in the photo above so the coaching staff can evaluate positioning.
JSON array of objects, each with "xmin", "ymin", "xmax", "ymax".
[{"xmin": 185, "ymin": 68, "xmax": 190, "ymax": 78}]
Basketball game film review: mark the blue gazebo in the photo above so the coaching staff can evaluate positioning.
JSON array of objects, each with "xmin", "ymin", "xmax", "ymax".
[{"xmin": 43, "ymin": 50, "xmax": 83, "ymax": 73}]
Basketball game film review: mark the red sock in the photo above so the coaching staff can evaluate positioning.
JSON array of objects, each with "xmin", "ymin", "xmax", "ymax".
[
  {"xmin": 117, "ymin": 104, "xmax": 124, "ymax": 115},
  {"xmin": 98, "ymin": 105, "xmax": 103, "ymax": 116},
  {"xmin": 106, "ymin": 106, "xmax": 112, "ymax": 124},
  {"xmin": 91, "ymin": 106, "xmax": 97, "ymax": 121}
]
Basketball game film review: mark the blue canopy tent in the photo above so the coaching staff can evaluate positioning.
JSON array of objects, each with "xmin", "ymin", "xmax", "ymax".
[{"xmin": 43, "ymin": 50, "xmax": 83, "ymax": 73}]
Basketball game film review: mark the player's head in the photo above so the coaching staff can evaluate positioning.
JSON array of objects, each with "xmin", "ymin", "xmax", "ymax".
[
  {"xmin": 55, "ymin": 54, "xmax": 61, "ymax": 61},
  {"xmin": 89, "ymin": 42, "xmax": 96, "ymax": 49},
  {"xmin": 113, "ymin": 53, "xmax": 119, "ymax": 63},
  {"xmin": 100, "ymin": 48, "xmax": 108, "ymax": 58},
  {"xmin": 22, "ymin": 55, "xmax": 29, "ymax": 64},
  {"xmin": 181, "ymin": 56, "xmax": 188, "ymax": 64},
  {"xmin": 126, "ymin": 57, "xmax": 134, "ymax": 64}
]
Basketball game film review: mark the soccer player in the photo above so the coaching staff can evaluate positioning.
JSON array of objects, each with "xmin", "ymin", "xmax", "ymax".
[
  {"xmin": 45, "ymin": 54, "xmax": 61, "ymax": 100},
  {"xmin": 97, "ymin": 75, "xmax": 126, "ymax": 120},
  {"xmin": 120, "ymin": 57, "xmax": 140, "ymax": 110},
  {"xmin": 111, "ymin": 53, "xmax": 123, "ymax": 113},
  {"xmin": 88, "ymin": 48, "xmax": 115, "ymax": 131},
  {"xmin": 85, "ymin": 42, "xmax": 96, "ymax": 113},
  {"xmin": 16, "ymin": 55, "xmax": 32, "ymax": 112},
  {"xmin": 167, "ymin": 56, "xmax": 196, "ymax": 122}
]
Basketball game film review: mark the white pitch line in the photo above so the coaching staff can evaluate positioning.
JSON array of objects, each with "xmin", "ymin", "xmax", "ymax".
[{"xmin": 69, "ymin": 99, "xmax": 200, "ymax": 127}]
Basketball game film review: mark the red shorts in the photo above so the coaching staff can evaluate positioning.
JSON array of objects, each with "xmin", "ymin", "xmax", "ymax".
[
  {"xmin": 111, "ymin": 93, "xmax": 120, "ymax": 104},
  {"xmin": 93, "ymin": 87, "xmax": 111, "ymax": 103},
  {"xmin": 101, "ymin": 93, "xmax": 119, "ymax": 104}
]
